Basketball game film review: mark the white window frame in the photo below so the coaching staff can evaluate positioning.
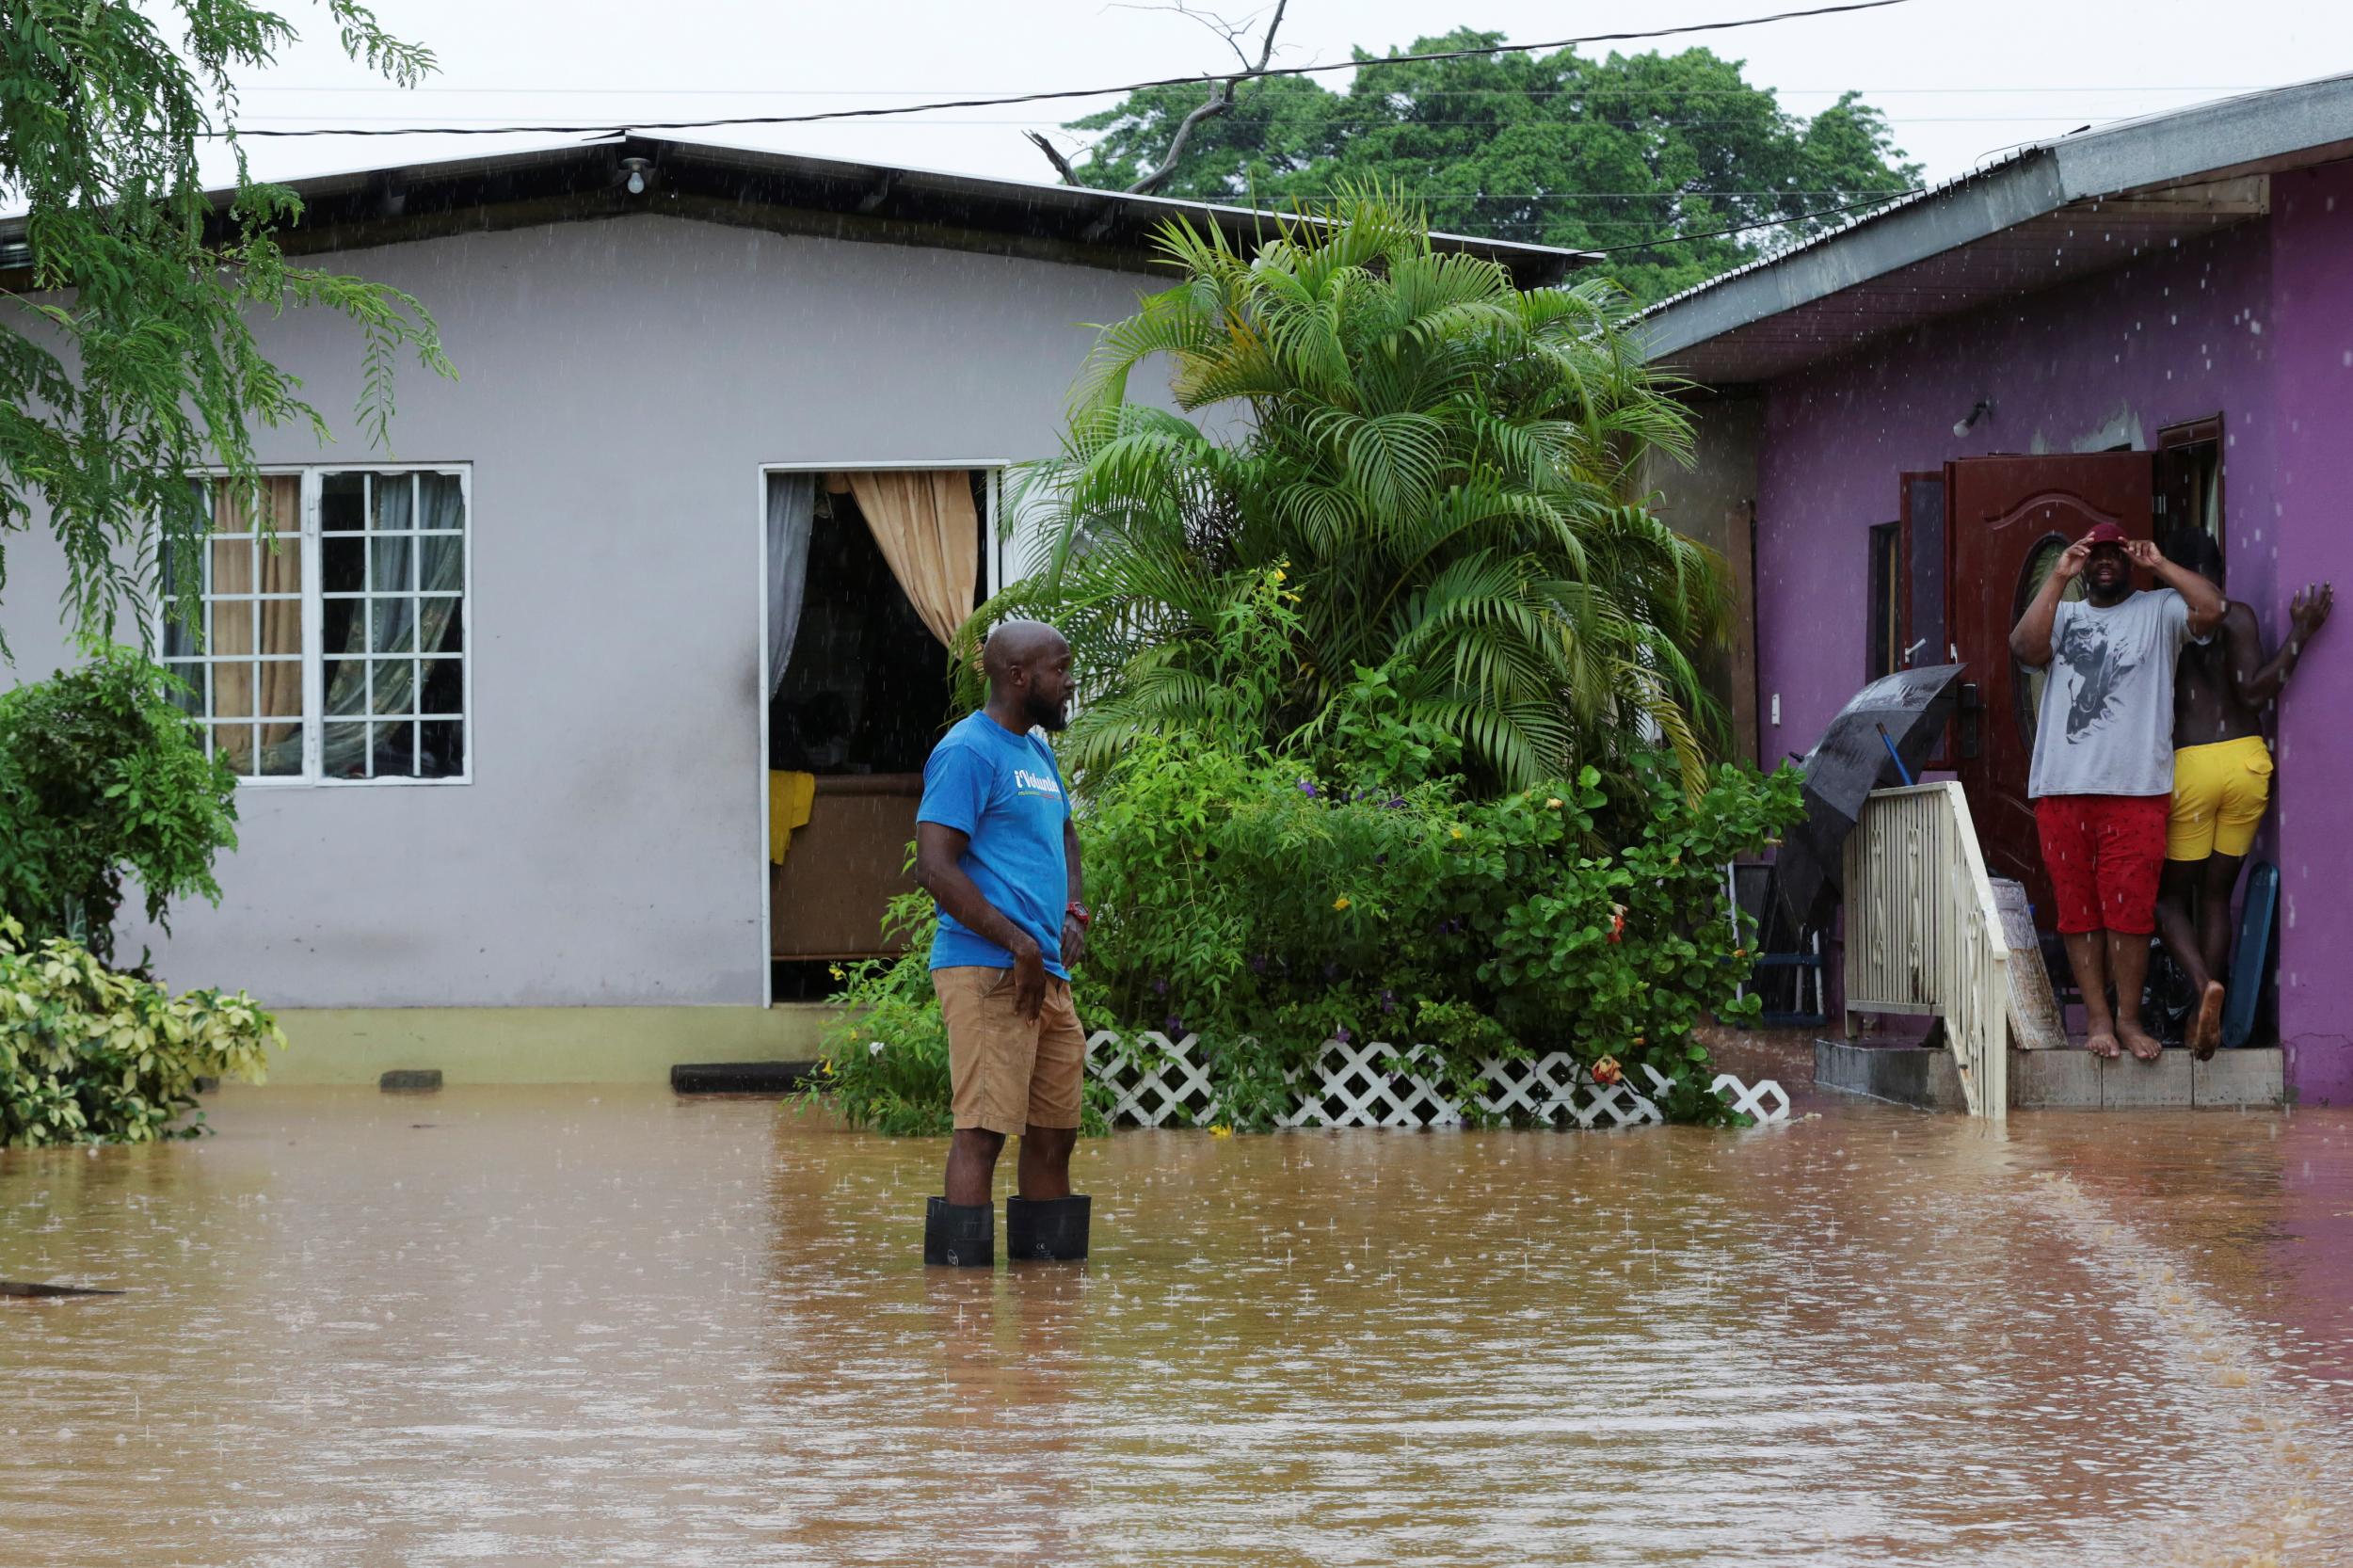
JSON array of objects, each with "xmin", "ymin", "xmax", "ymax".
[{"xmin": 157, "ymin": 462, "xmax": 474, "ymax": 788}]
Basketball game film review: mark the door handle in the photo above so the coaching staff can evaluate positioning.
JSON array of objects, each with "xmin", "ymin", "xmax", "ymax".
[{"xmin": 1957, "ymin": 681, "xmax": 1982, "ymax": 760}]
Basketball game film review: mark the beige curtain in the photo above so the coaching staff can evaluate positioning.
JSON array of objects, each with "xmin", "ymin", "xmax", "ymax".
[
  {"xmin": 839, "ymin": 470, "xmax": 979, "ymax": 648},
  {"xmin": 208, "ymin": 478, "xmax": 303, "ymax": 775}
]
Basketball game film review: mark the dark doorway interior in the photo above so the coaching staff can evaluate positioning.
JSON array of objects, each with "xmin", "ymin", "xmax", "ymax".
[{"xmin": 767, "ymin": 474, "xmax": 988, "ymax": 1000}]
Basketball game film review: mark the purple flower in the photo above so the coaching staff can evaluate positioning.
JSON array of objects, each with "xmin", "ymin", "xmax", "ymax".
[
  {"xmin": 1152, "ymin": 976, "xmax": 1170, "ymax": 997},
  {"xmin": 1163, "ymin": 1014, "xmax": 1184, "ymax": 1034},
  {"xmin": 1248, "ymin": 953, "xmax": 1269, "ymax": 974},
  {"xmin": 1387, "ymin": 796, "xmax": 1406, "ymax": 809},
  {"xmin": 1296, "ymin": 778, "xmax": 1319, "ymax": 797},
  {"xmin": 1335, "ymin": 1025, "xmax": 1353, "ymax": 1044}
]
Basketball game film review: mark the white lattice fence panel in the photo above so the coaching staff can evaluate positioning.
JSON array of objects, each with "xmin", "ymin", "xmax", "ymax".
[{"xmin": 1086, "ymin": 1032, "xmax": 1787, "ymax": 1128}]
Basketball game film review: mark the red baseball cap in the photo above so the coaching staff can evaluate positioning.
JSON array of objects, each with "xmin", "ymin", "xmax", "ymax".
[{"xmin": 2081, "ymin": 521, "xmax": 2129, "ymax": 546}]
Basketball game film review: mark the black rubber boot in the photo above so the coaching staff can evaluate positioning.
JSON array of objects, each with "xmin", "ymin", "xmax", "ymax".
[
  {"xmin": 1005, "ymin": 1194, "xmax": 1091, "ymax": 1261},
  {"xmin": 923, "ymin": 1197, "xmax": 994, "ymax": 1267}
]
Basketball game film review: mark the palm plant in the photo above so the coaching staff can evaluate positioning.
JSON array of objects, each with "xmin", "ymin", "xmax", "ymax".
[{"xmin": 981, "ymin": 189, "xmax": 1727, "ymax": 792}]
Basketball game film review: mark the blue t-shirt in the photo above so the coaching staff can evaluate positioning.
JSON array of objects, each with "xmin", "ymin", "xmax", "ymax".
[{"xmin": 917, "ymin": 712, "xmax": 1072, "ymax": 979}]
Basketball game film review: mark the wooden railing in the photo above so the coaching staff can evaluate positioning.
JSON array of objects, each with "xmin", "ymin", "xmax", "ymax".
[{"xmin": 1842, "ymin": 782, "xmax": 2010, "ymax": 1118}]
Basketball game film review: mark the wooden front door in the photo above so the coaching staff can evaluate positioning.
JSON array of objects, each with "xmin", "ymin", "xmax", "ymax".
[{"xmin": 1945, "ymin": 454, "xmax": 2155, "ymax": 924}]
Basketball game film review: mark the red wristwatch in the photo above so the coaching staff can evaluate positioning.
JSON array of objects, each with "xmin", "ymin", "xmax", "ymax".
[{"xmin": 1065, "ymin": 902, "xmax": 1093, "ymax": 927}]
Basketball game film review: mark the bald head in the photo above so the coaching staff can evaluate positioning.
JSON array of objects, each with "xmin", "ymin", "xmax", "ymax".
[{"xmin": 981, "ymin": 619, "xmax": 1074, "ymax": 732}]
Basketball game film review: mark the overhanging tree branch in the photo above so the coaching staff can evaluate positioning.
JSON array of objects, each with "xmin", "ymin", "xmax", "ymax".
[{"xmin": 1032, "ymin": 0, "xmax": 1288, "ymax": 195}]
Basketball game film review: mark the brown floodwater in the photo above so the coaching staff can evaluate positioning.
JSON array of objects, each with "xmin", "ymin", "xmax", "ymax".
[{"xmin": 4, "ymin": 1086, "xmax": 2352, "ymax": 1566}]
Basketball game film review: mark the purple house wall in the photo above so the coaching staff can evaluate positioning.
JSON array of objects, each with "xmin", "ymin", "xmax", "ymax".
[{"xmin": 1746, "ymin": 157, "xmax": 2353, "ymax": 1103}]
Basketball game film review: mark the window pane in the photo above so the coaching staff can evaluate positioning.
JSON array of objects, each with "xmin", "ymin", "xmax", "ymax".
[
  {"xmin": 323, "ymin": 722, "xmax": 369, "ymax": 779},
  {"xmin": 373, "ymin": 720, "xmax": 419, "ymax": 778},
  {"xmin": 214, "ymin": 662, "xmax": 256, "ymax": 719},
  {"xmin": 321, "ymin": 472, "xmax": 365, "ymax": 533},
  {"xmin": 371, "ymin": 534, "xmax": 412, "ymax": 593},
  {"xmin": 419, "ymin": 719, "xmax": 465, "ymax": 778},
  {"xmin": 370, "ymin": 599, "xmax": 415, "ymax": 654},
  {"xmin": 323, "ymin": 657, "xmax": 366, "ymax": 716},
  {"xmin": 258, "ymin": 534, "xmax": 302, "ymax": 588},
  {"xmin": 161, "ymin": 600, "xmax": 202, "ymax": 660},
  {"xmin": 213, "ymin": 724, "xmax": 256, "ymax": 776},
  {"xmin": 420, "ymin": 657, "xmax": 462, "ymax": 715},
  {"xmin": 371, "ymin": 658, "xmax": 416, "ymax": 716},
  {"xmin": 255, "ymin": 725, "xmax": 303, "ymax": 777},
  {"xmin": 370, "ymin": 472, "xmax": 414, "ymax": 533},
  {"xmin": 213, "ymin": 597, "xmax": 256, "ymax": 658},
  {"xmin": 163, "ymin": 662, "xmax": 206, "ymax": 718},
  {"xmin": 323, "ymin": 535, "xmax": 365, "ymax": 594},
  {"xmin": 420, "ymin": 599, "xmax": 464, "ymax": 654},
  {"xmin": 210, "ymin": 534, "xmax": 253, "ymax": 595},
  {"xmin": 256, "ymin": 659, "xmax": 303, "ymax": 720},
  {"xmin": 417, "ymin": 472, "xmax": 465, "ymax": 533}
]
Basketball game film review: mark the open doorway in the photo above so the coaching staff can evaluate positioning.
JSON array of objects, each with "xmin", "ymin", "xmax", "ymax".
[{"xmin": 763, "ymin": 468, "xmax": 994, "ymax": 1002}]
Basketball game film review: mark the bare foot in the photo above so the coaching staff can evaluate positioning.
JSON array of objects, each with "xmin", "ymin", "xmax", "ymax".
[
  {"xmin": 2117, "ymin": 1019, "xmax": 2164, "ymax": 1062},
  {"xmin": 2191, "ymin": 981, "xmax": 2226, "ymax": 1061},
  {"xmin": 2085, "ymin": 1030, "xmax": 2121, "ymax": 1060}
]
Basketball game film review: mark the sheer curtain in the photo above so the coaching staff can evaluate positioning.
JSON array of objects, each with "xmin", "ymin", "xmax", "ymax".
[
  {"xmin": 322, "ymin": 473, "xmax": 465, "ymax": 778},
  {"xmin": 766, "ymin": 472, "xmax": 817, "ymax": 696},
  {"xmin": 840, "ymin": 470, "xmax": 979, "ymax": 648}
]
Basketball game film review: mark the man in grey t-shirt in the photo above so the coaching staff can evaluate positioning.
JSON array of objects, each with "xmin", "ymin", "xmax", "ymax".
[{"xmin": 2011, "ymin": 521, "xmax": 2223, "ymax": 1062}]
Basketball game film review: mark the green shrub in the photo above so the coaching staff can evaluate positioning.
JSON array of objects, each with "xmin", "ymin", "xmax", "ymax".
[
  {"xmin": 0, "ymin": 916, "xmax": 283, "ymax": 1146},
  {"xmin": 0, "ymin": 645, "xmax": 239, "ymax": 967},
  {"xmin": 808, "ymin": 575, "xmax": 1801, "ymax": 1134}
]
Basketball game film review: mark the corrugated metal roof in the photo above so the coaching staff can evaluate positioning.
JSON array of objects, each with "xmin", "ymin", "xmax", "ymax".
[
  {"xmin": 1641, "ymin": 72, "xmax": 2353, "ymax": 386},
  {"xmin": 0, "ymin": 133, "xmax": 1593, "ymax": 289}
]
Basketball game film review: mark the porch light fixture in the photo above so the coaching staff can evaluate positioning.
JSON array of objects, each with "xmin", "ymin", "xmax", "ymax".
[
  {"xmin": 618, "ymin": 157, "xmax": 656, "ymax": 197},
  {"xmin": 1953, "ymin": 398, "xmax": 1993, "ymax": 439}
]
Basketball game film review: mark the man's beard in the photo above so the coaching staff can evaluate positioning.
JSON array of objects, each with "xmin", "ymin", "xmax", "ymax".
[{"xmin": 1026, "ymin": 693, "xmax": 1069, "ymax": 732}]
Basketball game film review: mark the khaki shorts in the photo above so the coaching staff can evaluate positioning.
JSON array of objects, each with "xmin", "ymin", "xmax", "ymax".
[{"xmin": 934, "ymin": 967, "xmax": 1086, "ymax": 1135}]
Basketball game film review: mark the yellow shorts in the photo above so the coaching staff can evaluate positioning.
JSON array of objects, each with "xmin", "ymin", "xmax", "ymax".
[
  {"xmin": 2167, "ymin": 735, "xmax": 2273, "ymax": 861},
  {"xmin": 934, "ymin": 967, "xmax": 1086, "ymax": 1135}
]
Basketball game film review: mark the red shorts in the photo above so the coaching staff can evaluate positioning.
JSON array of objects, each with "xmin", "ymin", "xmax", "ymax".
[{"xmin": 2034, "ymin": 794, "xmax": 2169, "ymax": 936}]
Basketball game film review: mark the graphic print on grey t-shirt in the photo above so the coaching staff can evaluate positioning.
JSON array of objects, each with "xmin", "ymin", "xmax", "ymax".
[
  {"xmin": 2026, "ymin": 587, "xmax": 2199, "ymax": 800},
  {"xmin": 2056, "ymin": 612, "xmax": 2139, "ymax": 740}
]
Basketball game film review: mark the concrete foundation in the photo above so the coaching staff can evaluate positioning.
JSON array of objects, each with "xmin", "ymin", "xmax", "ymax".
[{"xmin": 1815, "ymin": 1039, "xmax": 2286, "ymax": 1111}]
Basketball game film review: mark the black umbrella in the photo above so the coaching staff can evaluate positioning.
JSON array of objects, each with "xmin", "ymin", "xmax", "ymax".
[{"xmin": 1770, "ymin": 664, "xmax": 1963, "ymax": 935}]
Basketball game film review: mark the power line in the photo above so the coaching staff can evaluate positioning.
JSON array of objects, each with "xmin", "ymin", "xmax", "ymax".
[
  {"xmin": 216, "ymin": 0, "xmax": 1920, "ymax": 139},
  {"xmin": 231, "ymin": 113, "xmax": 2137, "ymax": 128}
]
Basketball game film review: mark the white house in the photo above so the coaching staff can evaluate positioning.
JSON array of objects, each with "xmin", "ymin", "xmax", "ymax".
[{"xmin": 0, "ymin": 136, "xmax": 1582, "ymax": 1083}]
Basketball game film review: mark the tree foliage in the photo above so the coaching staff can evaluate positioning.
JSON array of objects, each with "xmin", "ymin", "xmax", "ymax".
[
  {"xmin": 1064, "ymin": 32, "xmax": 1920, "ymax": 302},
  {"xmin": 0, "ymin": 0, "xmax": 453, "ymax": 648},
  {"xmin": 982, "ymin": 191, "xmax": 1723, "ymax": 794}
]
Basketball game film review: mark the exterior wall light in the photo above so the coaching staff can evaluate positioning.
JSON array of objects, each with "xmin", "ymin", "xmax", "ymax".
[
  {"xmin": 618, "ymin": 157, "xmax": 656, "ymax": 197},
  {"xmin": 1952, "ymin": 398, "xmax": 1993, "ymax": 439}
]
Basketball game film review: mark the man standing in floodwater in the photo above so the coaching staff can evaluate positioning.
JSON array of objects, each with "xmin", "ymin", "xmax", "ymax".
[
  {"xmin": 2153, "ymin": 529, "xmax": 2331, "ymax": 1057},
  {"xmin": 912, "ymin": 619, "xmax": 1092, "ymax": 1268},
  {"xmin": 2011, "ymin": 521, "xmax": 2224, "ymax": 1063}
]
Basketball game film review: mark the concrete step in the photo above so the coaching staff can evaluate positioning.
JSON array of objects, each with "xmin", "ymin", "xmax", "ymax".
[{"xmin": 1815, "ymin": 1038, "xmax": 2283, "ymax": 1111}]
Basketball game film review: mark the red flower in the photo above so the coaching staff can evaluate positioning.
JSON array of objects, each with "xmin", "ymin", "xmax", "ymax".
[
  {"xmin": 1591, "ymin": 1055, "xmax": 1623, "ymax": 1086},
  {"xmin": 1608, "ymin": 904, "xmax": 1627, "ymax": 943}
]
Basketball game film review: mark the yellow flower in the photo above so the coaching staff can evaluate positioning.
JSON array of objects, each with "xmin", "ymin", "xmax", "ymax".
[
  {"xmin": 1449, "ymin": 825, "xmax": 1465, "ymax": 840},
  {"xmin": 828, "ymin": 964, "xmax": 845, "ymax": 980},
  {"xmin": 1210, "ymin": 1124, "xmax": 1234, "ymax": 1140},
  {"xmin": 1273, "ymin": 567, "xmax": 1288, "ymax": 583},
  {"xmin": 1333, "ymin": 896, "xmax": 1352, "ymax": 911},
  {"xmin": 1283, "ymin": 591, "xmax": 1303, "ymax": 604},
  {"xmin": 1545, "ymin": 797, "xmax": 1562, "ymax": 809},
  {"xmin": 819, "ymin": 1060, "xmax": 835, "ymax": 1077}
]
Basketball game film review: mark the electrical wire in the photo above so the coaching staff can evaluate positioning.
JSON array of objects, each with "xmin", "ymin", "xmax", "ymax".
[{"xmin": 216, "ymin": 0, "xmax": 1921, "ymax": 139}]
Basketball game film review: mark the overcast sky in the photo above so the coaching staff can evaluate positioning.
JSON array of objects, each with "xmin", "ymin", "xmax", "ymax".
[{"xmin": 216, "ymin": 0, "xmax": 2353, "ymax": 201}]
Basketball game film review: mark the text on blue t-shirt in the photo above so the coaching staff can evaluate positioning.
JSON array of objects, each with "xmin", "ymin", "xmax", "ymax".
[{"xmin": 917, "ymin": 711, "xmax": 1072, "ymax": 979}]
